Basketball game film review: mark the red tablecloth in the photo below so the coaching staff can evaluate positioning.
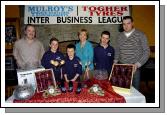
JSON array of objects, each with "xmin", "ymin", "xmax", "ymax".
[{"xmin": 14, "ymin": 79, "xmax": 126, "ymax": 103}]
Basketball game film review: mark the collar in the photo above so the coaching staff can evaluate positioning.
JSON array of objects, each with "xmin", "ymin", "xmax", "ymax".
[
  {"xmin": 124, "ymin": 28, "xmax": 135, "ymax": 37},
  {"xmin": 100, "ymin": 43, "xmax": 109, "ymax": 49},
  {"xmin": 80, "ymin": 40, "xmax": 87, "ymax": 48}
]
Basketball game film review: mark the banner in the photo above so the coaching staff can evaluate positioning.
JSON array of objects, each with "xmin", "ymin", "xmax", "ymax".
[{"xmin": 24, "ymin": 5, "xmax": 130, "ymax": 24}]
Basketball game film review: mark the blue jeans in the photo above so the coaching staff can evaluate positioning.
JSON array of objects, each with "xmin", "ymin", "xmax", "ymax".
[{"xmin": 132, "ymin": 68, "xmax": 141, "ymax": 90}]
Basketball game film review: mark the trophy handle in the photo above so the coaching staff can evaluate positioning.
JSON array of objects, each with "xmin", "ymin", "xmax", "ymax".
[
  {"xmin": 109, "ymin": 64, "xmax": 115, "ymax": 81},
  {"xmin": 108, "ymin": 72, "xmax": 112, "ymax": 81},
  {"xmin": 83, "ymin": 66, "xmax": 90, "ymax": 81},
  {"xmin": 60, "ymin": 67, "xmax": 63, "ymax": 79}
]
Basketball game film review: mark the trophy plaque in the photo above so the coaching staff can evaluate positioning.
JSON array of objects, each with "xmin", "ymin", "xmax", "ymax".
[
  {"xmin": 34, "ymin": 69, "xmax": 56, "ymax": 93},
  {"xmin": 109, "ymin": 64, "xmax": 134, "ymax": 94}
]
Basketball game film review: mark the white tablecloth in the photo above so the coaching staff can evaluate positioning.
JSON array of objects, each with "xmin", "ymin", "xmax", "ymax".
[
  {"xmin": 6, "ymin": 86, "xmax": 146, "ymax": 103},
  {"xmin": 118, "ymin": 87, "xmax": 146, "ymax": 103}
]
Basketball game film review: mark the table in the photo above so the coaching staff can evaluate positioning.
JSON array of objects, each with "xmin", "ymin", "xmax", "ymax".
[
  {"xmin": 6, "ymin": 87, "xmax": 145, "ymax": 103},
  {"xmin": 119, "ymin": 87, "xmax": 146, "ymax": 103},
  {"xmin": 6, "ymin": 79, "xmax": 146, "ymax": 103}
]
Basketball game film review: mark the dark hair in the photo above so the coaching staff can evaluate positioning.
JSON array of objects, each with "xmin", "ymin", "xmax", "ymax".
[
  {"xmin": 24, "ymin": 24, "xmax": 36, "ymax": 37},
  {"xmin": 49, "ymin": 37, "xmax": 59, "ymax": 45},
  {"xmin": 78, "ymin": 29, "xmax": 89, "ymax": 39},
  {"xmin": 66, "ymin": 44, "xmax": 76, "ymax": 50},
  {"xmin": 101, "ymin": 31, "xmax": 110, "ymax": 38},
  {"xmin": 25, "ymin": 24, "xmax": 35, "ymax": 31},
  {"xmin": 123, "ymin": 16, "xmax": 134, "ymax": 22}
]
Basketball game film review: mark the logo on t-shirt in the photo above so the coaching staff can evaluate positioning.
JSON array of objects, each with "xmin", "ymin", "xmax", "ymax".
[
  {"xmin": 74, "ymin": 64, "xmax": 78, "ymax": 67},
  {"xmin": 56, "ymin": 57, "xmax": 61, "ymax": 60},
  {"xmin": 107, "ymin": 53, "xmax": 112, "ymax": 56}
]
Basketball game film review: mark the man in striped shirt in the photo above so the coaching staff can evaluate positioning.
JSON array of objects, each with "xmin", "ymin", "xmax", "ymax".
[{"xmin": 114, "ymin": 16, "xmax": 150, "ymax": 90}]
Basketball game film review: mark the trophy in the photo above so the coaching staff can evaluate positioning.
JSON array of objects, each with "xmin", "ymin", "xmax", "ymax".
[
  {"xmin": 35, "ymin": 72, "xmax": 42, "ymax": 91},
  {"xmin": 114, "ymin": 65, "xmax": 120, "ymax": 75},
  {"xmin": 127, "ymin": 66, "xmax": 133, "ymax": 77},
  {"xmin": 94, "ymin": 69, "xmax": 108, "ymax": 80},
  {"xmin": 118, "ymin": 76, "xmax": 125, "ymax": 87},
  {"xmin": 121, "ymin": 66, "xmax": 127, "ymax": 76},
  {"xmin": 50, "ymin": 59, "xmax": 65, "ymax": 79},
  {"xmin": 111, "ymin": 76, "xmax": 117, "ymax": 86},
  {"xmin": 83, "ymin": 61, "xmax": 91, "ymax": 81},
  {"xmin": 125, "ymin": 77, "xmax": 131, "ymax": 88}
]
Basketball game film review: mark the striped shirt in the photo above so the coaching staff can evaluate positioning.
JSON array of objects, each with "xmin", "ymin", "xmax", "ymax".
[{"xmin": 114, "ymin": 29, "xmax": 150, "ymax": 67}]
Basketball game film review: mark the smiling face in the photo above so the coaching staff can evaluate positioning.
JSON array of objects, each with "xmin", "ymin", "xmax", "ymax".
[
  {"xmin": 101, "ymin": 34, "xmax": 110, "ymax": 46},
  {"xmin": 25, "ymin": 25, "xmax": 36, "ymax": 40},
  {"xmin": 50, "ymin": 40, "xmax": 59, "ymax": 53},
  {"xmin": 123, "ymin": 18, "xmax": 134, "ymax": 32},
  {"xmin": 67, "ymin": 48, "xmax": 75, "ymax": 59},
  {"xmin": 79, "ymin": 31, "xmax": 87, "ymax": 43}
]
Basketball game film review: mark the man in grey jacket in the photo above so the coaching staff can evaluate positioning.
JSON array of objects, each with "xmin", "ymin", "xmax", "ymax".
[
  {"xmin": 114, "ymin": 16, "xmax": 150, "ymax": 90},
  {"xmin": 13, "ymin": 24, "xmax": 45, "ymax": 69}
]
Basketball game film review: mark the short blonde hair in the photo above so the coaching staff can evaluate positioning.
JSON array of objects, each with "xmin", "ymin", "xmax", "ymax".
[{"xmin": 78, "ymin": 29, "xmax": 89, "ymax": 39}]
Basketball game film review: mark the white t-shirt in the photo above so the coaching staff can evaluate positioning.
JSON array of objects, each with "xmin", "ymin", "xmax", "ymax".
[{"xmin": 124, "ymin": 28, "xmax": 135, "ymax": 38}]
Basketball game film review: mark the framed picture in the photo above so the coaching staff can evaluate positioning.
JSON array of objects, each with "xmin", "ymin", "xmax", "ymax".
[
  {"xmin": 34, "ymin": 69, "xmax": 56, "ymax": 93},
  {"xmin": 5, "ymin": 56, "xmax": 15, "ymax": 70},
  {"xmin": 5, "ymin": 18, "xmax": 20, "ymax": 56},
  {"xmin": 109, "ymin": 64, "xmax": 134, "ymax": 94},
  {"xmin": 5, "ymin": 25, "xmax": 17, "ymax": 43}
]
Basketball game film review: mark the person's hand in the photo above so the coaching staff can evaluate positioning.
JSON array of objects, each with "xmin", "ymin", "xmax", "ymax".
[
  {"xmin": 60, "ymin": 60, "xmax": 65, "ymax": 65},
  {"xmin": 71, "ymin": 78, "xmax": 76, "ymax": 82},
  {"xmin": 86, "ymin": 67, "xmax": 90, "ymax": 71},
  {"xmin": 50, "ymin": 60, "xmax": 59, "ymax": 66},
  {"xmin": 50, "ymin": 60, "xmax": 55, "ymax": 65},
  {"xmin": 133, "ymin": 62, "xmax": 141, "ymax": 74},
  {"xmin": 113, "ymin": 60, "xmax": 118, "ymax": 64},
  {"xmin": 65, "ymin": 79, "xmax": 69, "ymax": 83},
  {"xmin": 133, "ymin": 64, "xmax": 138, "ymax": 74},
  {"xmin": 53, "ymin": 61, "xmax": 59, "ymax": 67}
]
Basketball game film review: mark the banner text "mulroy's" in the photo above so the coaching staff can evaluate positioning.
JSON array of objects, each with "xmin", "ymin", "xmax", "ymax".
[{"xmin": 28, "ymin": 6, "xmax": 74, "ymax": 17}]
